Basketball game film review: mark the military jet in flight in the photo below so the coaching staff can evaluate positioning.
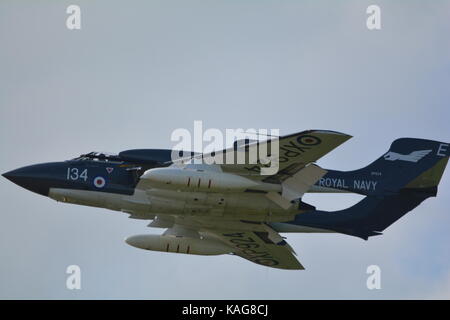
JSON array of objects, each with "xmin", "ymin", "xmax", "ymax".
[{"xmin": 3, "ymin": 130, "xmax": 449, "ymax": 269}]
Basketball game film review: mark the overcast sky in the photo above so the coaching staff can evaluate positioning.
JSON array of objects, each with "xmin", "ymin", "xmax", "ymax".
[{"xmin": 0, "ymin": 0, "xmax": 449, "ymax": 299}]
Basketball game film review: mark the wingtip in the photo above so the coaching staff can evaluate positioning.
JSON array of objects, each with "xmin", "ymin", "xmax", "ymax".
[{"xmin": 309, "ymin": 129, "xmax": 353, "ymax": 139}]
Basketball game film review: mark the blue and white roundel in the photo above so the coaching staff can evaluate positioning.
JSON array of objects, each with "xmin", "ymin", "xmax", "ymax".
[{"xmin": 93, "ymin": 176, "xmax": 106, "ymax": 188}]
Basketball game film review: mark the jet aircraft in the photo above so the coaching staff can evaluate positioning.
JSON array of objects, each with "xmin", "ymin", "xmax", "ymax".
[{"xmin": 3, "ymin": 130, "xmax": 449, "ymax": 269}]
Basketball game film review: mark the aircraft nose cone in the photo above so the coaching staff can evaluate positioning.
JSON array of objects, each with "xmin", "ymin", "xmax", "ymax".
[
  {"xmin": 3, "ymin": 168, "xmax": 29, "ymax": 184},
  {"xmin": 2, "ymin": 163, "xmax": 64, "ymax": 196},
  {"xmin": 2, "ymin": 171, "xmax": 15, "ymax": 181}
]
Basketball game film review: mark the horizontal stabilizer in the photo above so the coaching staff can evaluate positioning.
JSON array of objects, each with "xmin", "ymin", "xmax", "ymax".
[
  {"xmin": 266, "ymin": 164, "xmax": 327, "ymax": 209},
  {"xmin": 282, "ymin": 164, "xmax": 327, "ymax": 201}
]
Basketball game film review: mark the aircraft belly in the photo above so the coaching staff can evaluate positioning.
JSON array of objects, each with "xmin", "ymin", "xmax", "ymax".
[
  {"xmin": 48, "ymin": 188, "xmax": 153, "ymax": 216},
  {"xmin": 49, "ymin": 188, "xmax": 123, "ymax": 211},
  {"xmin": 48, "ymin": 187, "xmax": 294, "ymax": 221},
  {"xmin": 146, "ymin": 189, "xmax": 287, "ymax": 219}
]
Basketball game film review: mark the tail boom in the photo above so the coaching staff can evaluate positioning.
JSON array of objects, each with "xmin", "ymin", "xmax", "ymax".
[{"xmin": 275, "ymin": 137, "xmax": 449, "ymax": 239}]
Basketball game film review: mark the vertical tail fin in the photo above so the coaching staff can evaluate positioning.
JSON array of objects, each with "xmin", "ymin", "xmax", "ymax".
[
  {"xmin": 315, "ymin": 138, "xmax": 449, "ymax": 195},
  {"xmin": 291, "ymin": 138, "xmax": 449, "ymax": 239}
]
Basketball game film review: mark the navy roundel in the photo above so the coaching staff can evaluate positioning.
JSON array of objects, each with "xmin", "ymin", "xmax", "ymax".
[{"xmin": 93, "ymin": 176, "xmax": 106, "ymax": 188}]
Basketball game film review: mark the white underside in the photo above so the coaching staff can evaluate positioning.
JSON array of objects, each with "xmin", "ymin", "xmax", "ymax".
[{"xmin": 48, "ymin": 187, "xmax": 335, "ymax": 234}]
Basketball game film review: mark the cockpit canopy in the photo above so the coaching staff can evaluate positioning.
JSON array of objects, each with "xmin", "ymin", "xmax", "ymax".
[
  {"xmin": 71, "ymin": 149, "xmax": 183, "ymax": 165},
  {"xmin": 72, "ymin": 151, "xmax": 122, "ymax": 162}
]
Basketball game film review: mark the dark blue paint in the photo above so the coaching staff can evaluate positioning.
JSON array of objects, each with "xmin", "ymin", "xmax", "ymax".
[
  {"xmin": 291, "ymin": 138, "xmax": 449, "ymax": 239},
  {"xmin": 3, "ymin": 138, "xmax": 449, "ymax": 241}
]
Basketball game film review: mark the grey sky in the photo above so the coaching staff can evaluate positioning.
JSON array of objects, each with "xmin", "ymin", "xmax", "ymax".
[{"xmin": 0, "ymin": 1, "xmax": 449, "ymax": 299}]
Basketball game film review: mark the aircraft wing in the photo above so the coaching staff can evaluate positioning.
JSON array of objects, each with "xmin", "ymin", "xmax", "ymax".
[
  {"xmin": 174, "ymin": 130, "xmax": 351, "ymax": 183},
  {"xmin": 174, "ymin": 219, "xmax": 304, "ymax": 270},
  {"xmin": 153, "ymin": 217, "xmax": 304, "ymax": 269},
  {"xmin": 205, "ymin": 228, "xmax": 303, "ymax": 270},
  {"xmin": 246, "ymin": 130, "xmax": 351, "ymax": 183}
]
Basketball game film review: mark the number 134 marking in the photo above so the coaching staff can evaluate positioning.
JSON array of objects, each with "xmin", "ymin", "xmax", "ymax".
[{"xmin": 67, "ymin": 168, "xmax": 88, "ymax": 181}]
